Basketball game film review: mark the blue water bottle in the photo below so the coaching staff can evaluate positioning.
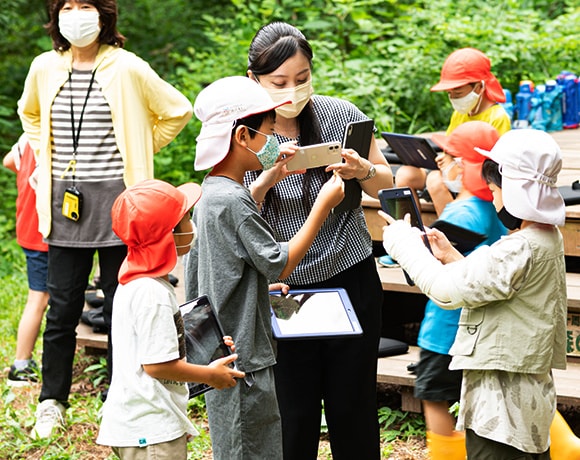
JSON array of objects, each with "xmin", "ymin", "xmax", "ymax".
[
  {"xmin": 500, "ymin": 88, "xmax": 514, "ymax": 122},
  {"xmin": 543, "ymin": 79, "xmax": 563, "ymax": 132},
  {"xmin": 557, "ymin": 71, "xmax": 579, "ymax": 129},
  {"xmin": 515, "ymin": 80, "xmax": 534, "ymax": 128}
]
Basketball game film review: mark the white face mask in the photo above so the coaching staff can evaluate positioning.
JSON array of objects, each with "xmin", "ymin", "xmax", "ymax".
[
  {"xmin": 449, "ymin": 82, "xmax": 484, "ymax": 115},
  {"xmin": 263, "ymin": 80, "xmax": 314, "ymax": 119},
  {"xmin": 59, "ymin": 10, "xmax": 101, "ymax": 48}
]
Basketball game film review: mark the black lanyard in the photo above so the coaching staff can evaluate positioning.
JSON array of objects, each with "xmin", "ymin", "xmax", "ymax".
[{"xmin": 68, "ymin": 70, "xmax": 96, "ymax": 185}]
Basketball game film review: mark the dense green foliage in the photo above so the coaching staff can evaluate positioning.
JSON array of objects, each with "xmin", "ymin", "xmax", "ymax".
[
  {"xmin": 0, "ymin": 2, "xmax": 577, "ymax": 454},
  {"xmin": 0, "ymin": 0, "xmax": 579, "ymax": 242}
]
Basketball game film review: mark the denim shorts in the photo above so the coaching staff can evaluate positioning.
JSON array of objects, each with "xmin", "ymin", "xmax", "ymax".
[
  {"xmin": 22, "ymin": 248, "xmax": 48, "ymax": 292},
  {"xmin": 414, "ymin": 348, "xmax": 462, "ymax": 402}
]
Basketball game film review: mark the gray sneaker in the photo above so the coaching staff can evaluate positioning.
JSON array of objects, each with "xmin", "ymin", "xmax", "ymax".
[{"xmin": 31, "ymin": 399, "xmax": 65, "ymax": 439}]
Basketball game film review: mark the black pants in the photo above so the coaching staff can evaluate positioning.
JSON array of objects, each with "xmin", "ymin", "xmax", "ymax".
[
  {"xmin": 274, "ymin": 256, "xmax": 383, "ymax": 460},
  {"xmin": 40, "ymin": 245, "xmax": 126, "ymax": 404}
]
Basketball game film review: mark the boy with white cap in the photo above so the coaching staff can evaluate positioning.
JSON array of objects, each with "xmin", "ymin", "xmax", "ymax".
[
  {"xmin": 97, "ymin": 179, "xmax": 244, "ymax": 459},
  {"xmin": 412, "ymin": 121, "xmax": 507, "ymax": 460},
  {"xmin": 380, "ymin": 129, "xmax": 567, "ymax": 459},
  {"xmin": 185, "ymin": 76, "xmax": 344, "ymax": 459}
]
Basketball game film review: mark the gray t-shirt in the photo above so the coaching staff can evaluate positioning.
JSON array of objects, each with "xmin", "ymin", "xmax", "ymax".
[{"xmin": 187, "ymin": 176, "xmax": 289, "ymax": 372}]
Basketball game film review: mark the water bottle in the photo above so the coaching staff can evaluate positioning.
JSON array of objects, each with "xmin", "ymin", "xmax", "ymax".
[
  {"xmin": 529, "ymin": 84, "xmax": 546, "ymax": 131},
  {"xmin": 514, "ymin": 80, "xmax": 534, "ymax": 128},
  {"xmin": 500, "ymin": 88, "xmax": 514, "ymax": 122},
  {"xmin": 557, "ymin": 71, "xmax": 579, "ymax": 129},
  {"xmin": 543, "ymin": 79, "xmax": 563, "ymax": 132}
]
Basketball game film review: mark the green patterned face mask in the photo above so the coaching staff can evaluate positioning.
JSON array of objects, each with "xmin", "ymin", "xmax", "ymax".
[{"xmin": 246, "ymin": 127, "xmax": 280, "ymax": 170}]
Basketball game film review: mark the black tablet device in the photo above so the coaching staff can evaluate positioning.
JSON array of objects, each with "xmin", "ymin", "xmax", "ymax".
[
  {"xmin": 269, "ymin": 288, "xmax": 362, "ymax": 340},
  {"xmin": 378, "ymin": 187, "xmax": 427, "ymax": 232},
  {"xmin": 333, "ymin": 119, "xmax": 375, "ymax": 214},
  {"xmin": 430, "ymin": 220, "xmax": 486, "ymax": 254},
  {"xmin": 381, "ymin": 132, "xmax": 439, "ymax": 170},
  {"xmin": 378, "ymin": 187, "xmax": 432, "ymax": 286},
  {"xmin": 179, "ymin": 295, "xmax": 233, "ymax": 398}
]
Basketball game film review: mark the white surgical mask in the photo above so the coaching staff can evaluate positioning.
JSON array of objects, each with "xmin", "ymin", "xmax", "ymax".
[
  {"xmin": 263, "ymin": 80, "xmax": 314, "ymax": 119},
  {"xmin": 59, "ymin": 10, "xmax": 101, "ymax": 48},
  {"xmin": 449, "ymin": 82, "xmax": 484, "ymax": 115}
]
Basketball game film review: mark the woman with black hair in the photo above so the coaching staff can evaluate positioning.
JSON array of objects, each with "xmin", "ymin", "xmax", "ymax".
[
  {"xmin": 18, "ymin": 0, "xmax": 192, "ymax": 439},
  {"xmin": 243, "ymin": 21, "xmax": 393, "ymax": 460}
]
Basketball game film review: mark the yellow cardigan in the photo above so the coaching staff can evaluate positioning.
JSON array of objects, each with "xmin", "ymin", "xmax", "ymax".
[{"xmin": 18, "ymin": 45, "xmax": 193, "ymax": 237}]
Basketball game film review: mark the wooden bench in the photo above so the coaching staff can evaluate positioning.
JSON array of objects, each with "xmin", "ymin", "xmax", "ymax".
[
  {"xmin": 378, "ymin": 345, "xmax": 580, "ymax": 413},
  {"xmin": 75, "ymin": 261, "xmax": 187, "ymax": 352}
]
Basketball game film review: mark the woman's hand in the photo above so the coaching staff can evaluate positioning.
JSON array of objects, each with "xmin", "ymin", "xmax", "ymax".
[{"xmin": 325, "ymin": 148, "xmax": 370, "ymax": 180}]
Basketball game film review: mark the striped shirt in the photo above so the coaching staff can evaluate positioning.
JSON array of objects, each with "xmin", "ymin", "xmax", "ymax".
[
  {"xmin": 245, "ymin": 95, "xmax": 372, "ymax": 285},
  {"xmin": 49, "ymin": 69, "xmax": 125, "ymax": 247}
]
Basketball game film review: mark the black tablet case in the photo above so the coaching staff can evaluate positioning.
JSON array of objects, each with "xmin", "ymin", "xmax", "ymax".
[
  {"xmin": 430, "ymin": 220, "xmax": 486, "ymax": 254},
  {"xmin": 179, "ymin": 295, "xmax": 232, "ymax": 398},
  {"xmin": 381, "ymin": 132, "xmax": 439, "ymax": 170},
  {"xmin": 333, "ymin": 119, "xmax": 375, "ymax": 214}
]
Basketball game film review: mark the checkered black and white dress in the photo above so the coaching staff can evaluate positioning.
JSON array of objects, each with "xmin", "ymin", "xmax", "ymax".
[{"xmin": 245, "ymin": 95, "xmax": 373, "ymax": 285}]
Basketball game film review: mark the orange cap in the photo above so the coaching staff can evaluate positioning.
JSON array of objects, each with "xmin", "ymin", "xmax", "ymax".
[
  {"xmin": 111, "ymin": 179, "xmax": 202, "ymax": 284},
  {"xmin": 432, "ymin": 121, "xmax": 500, "ymax": 201},
  {"xmin": 431, "ymin": 48, "xmax": 506, "ymax": 103}
]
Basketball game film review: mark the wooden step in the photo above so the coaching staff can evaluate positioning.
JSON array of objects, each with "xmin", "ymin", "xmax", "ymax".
[{"xmin": 377, "ymin": 346, "xmax": 580, "ymax": 412}]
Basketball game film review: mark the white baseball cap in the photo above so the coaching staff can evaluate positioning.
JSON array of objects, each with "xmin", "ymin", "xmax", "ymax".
[
  {"xmin": 475, "ymin": 129, "xmax": 565, "ymax": 226},
  {"xmin": 193, "ymin": 76, "xmax": 290, "ymax": 170}
]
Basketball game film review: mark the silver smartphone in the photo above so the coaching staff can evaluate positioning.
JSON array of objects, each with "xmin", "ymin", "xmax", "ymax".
[{"xmin": 286, "ymin": 141, "xmax": 342, "ymax": 171}]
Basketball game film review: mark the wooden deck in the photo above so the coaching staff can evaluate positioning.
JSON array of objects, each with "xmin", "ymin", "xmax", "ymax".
[
  {"xmin": 75, "ymin": 258, "xmax": 187, "ymax": 352},
  {"xmin": 378, "ymin": 346, "xmax": 580, "ymax": 413},
  {"xmin": 376, "ymin": 261, "xmax": 580, "ymax": 313}
]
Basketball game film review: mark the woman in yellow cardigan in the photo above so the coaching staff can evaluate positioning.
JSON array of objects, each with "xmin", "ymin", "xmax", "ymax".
[{"xmin": 18, "ymin": 0, "xmax": 192, "ymax": 439}]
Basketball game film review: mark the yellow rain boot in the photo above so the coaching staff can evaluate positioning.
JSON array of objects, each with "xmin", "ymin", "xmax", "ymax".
[
  {"xmin": 549, "ymin": 410, "xmax": 580, "ymax": 460},
  {"xmin": 426, "ymin": 431, "xmax": 467, "ymax": 460}
]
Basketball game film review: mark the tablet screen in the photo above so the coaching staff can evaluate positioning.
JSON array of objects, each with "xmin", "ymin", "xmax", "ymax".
[
  {"xmin": 269, "ymin": 288, "xmax": 362, "ymax": 340},
  {"xmin": 179, "ymin": 295, "xmax": 231, "ymax": 398}
]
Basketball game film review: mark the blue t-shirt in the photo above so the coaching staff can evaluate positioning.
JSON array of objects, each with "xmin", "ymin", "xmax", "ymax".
[{"xmin": 417, "ymin": 197, "xmax": 507, "ymax": 354}]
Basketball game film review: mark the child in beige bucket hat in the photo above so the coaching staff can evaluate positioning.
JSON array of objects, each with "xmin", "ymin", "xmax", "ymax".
[{"xmin": 381, "ymin": 128, "xmax": 567, "ymax": 459}]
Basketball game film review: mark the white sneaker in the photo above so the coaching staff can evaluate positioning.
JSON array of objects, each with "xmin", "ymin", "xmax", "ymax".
[{"xmin": 31, "ymin": 399, "xmax": 65, "ymax": 439}]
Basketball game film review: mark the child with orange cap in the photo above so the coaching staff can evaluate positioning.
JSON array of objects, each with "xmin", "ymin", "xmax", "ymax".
[
  {"xmin": 382, "ymin": 129, "xmax": 568, "ymax": 459},
  {"xmin": 393, "ymin": 48, "xmax": 511, "ymax": 217},
  {"xmin": 97, "ymin": 179, "xmax": 244, "ymax": 459},
  {"xmin": 411, "ymin": 121, "xmax": 507, "ymax": 460}
]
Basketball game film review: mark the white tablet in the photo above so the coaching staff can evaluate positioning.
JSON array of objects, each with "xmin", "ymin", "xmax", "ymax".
[{"xmin": 269, "ymin": 288, "xmax": 363, "ymax": 340}]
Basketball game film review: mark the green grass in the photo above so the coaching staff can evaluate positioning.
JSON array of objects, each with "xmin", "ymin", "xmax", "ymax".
[{"xmin": 0, "ymin": 238, "xmax": 426, "ymax": 458}]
